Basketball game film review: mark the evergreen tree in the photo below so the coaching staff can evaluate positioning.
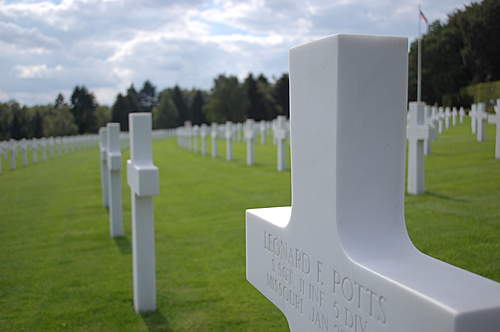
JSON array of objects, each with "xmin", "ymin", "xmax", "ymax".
[
  {"xmin": 126, "ymin": 84, "xmax": 140, "ymax": 114},
  {"xmin": 190, "ymin": 90, "xmax": 206, "ymax": 125},
  {"xmin": 139, "ymin": 80, "xmax": 157, "ymax": 113},
  {"xmin": 153, "ymin": 91, "xmax": 179, "ymax": 129},
  {"xmin": 111, "ymin": 93, "xmax": 129, "ymax": 131},
  {"xmin": 70, "ymin": 86, "xmax": 97, "ymax": 134},
  {"xmin": 273, "ymin": 73, "xmax": 289, "ymax": 118},
  {"xmin": 172, "ymin": 85, "xmax": 189, "ymax": 125},
  {"xmin": 55, "ymin": 93, "xmax": 65, "ymax": 109}
]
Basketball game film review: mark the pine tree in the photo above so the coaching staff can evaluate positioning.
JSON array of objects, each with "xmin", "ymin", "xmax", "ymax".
[{"xmin": 190, "ymin": 90, "xmax": 206, "ymax": 125}]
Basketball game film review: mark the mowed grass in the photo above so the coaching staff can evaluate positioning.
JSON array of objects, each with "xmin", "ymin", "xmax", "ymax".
[{"xmin": 0, "ymin": 118, "xmax": 499, "ymax": 331}]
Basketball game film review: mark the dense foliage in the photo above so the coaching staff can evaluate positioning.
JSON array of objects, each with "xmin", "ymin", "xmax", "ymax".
[{"xmin": 409, "ymin": 0, "xmax": 500, "ymax": 105}]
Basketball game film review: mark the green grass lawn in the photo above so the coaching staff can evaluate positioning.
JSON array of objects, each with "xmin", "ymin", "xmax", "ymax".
[{"xmin": 0, "ymin": 118, "xmax": 499, "ymax": 331}]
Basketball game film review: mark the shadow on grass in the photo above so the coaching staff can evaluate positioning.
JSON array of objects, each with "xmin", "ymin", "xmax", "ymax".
[
  {"xmin": 141, "ymin": 310, "xmax": 171, "ymax": 332},
  {"xmin": 425, "ymin": 191, "xmax": 468, "ymax": 202},
  {"xmin": 113, "ymin": 236, "xmax": 131, "ymax": 255}
]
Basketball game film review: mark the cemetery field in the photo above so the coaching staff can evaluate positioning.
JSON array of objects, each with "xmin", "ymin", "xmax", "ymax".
[{"xmin": 1, "ymin": 119, "xmax": 500, "ymax": 331}]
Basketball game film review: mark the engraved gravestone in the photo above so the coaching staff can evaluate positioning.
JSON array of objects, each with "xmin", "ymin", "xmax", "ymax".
[
  {"xmin": 407, "ymin": 102, "xmax": 430, "ymax": 195},
  {"xmin": 10, "ymin": 140, "xmax": 16, "ymax": 170},
  {"xmin": 246, "ymin": 34, "xmax": 500, "ymax": 332},
  {"xmin": 438, "ymin": 107, "xmax": 444, "ymax": 134},
  {"xmin": 445, "ymin": 107, "xmax": 451, "ymax": 129},
  {"xmin": 245, "ymin": 119, "xmax": 256, "ymax": 165},
  {"xmin": 211, "ymin": 123, "xmax": 219, "ymax": 158},
  {"xmin": 488, "ymin": 101, "xmax": 500, "ymax": 159},
  {"xmin": 193, "ymin": 125, "xmax": 199, "ymax": 153},
  {"xmin": 275, "ymin": 115, "xmax": 288, "ymax": 172},
  {"xmin": 99, "ymin": 127, "xmax": 109, "ymax": 208},
  {"xmin": 225, "ymin": 121, "xmax": 234, "ymax": 161},
  {"xmin": 127, "ymin": 113, "xmax": 159, "ymax": 313},
  {"xmin": 260, "ymin": 121, "xmax": 267, "ymax": 144},
  {"xmin": 200, "ymin": 124, "xmax": 208, "ymax": 155},
  {"xmin": 470, "ymin": 104, "xmax": 477, "ymax": 134},
  {"xmin": 107, "ymin": 123, "xmax": 124, "ymax": 237},
  {"xmin": 476, "ymin": 103, "xmax": 488, "ymax": 142}
]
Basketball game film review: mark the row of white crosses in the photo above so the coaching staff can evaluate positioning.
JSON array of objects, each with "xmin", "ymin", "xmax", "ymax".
[
  {"xmin": 0, "ymin": 135, "xmax": 99, "ymax": 174},
  {"xmin": 246, "ymin": 34, "xmax": 500, "ymax": 332},
  {"xmin": 176, "ymin": 117, "xmax": 290, "ymax": 171},
  {"xmin": 98, "ymin": 115, "xmax": 161, "ymax": 313}
]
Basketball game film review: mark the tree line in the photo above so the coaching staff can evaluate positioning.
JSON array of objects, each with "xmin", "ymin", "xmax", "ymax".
[
  {"xmin": 0, "ymin": 73, "xmax": 289, "ymax": 140},
  {"xmin": 408, "ymin": 0, "xmax": 500, "ymax": 106}
]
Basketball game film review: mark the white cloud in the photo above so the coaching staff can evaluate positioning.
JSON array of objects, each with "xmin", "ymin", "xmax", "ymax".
[
  {"xmin": 0, "ymin": 0, "xmax": 480, "ymax": 105},
  {"xmin": 14, "ymin": 64, "xmax": 64, "ymax": 79}
]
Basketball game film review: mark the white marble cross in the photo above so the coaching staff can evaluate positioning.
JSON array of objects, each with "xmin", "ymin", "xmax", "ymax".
[
  {"xmin": 423, "ymin": 105, "xmax": 433, "ymax": 155},
  {"xmin": 127, "ymin": 113, "xmax": 159, "ymax": 313},
  {"xmin": 41, "ymin": 138, "xmax": 47, "ymax": 161},
  {"xmin": 275, "ymin": 115, "xmax": 288, "ymax": 172},
  {"xmin": 107, "ymin": 123, "xmax": 123, "ymax": 237},
  {"xmin": 211, "ymin": 123, "xmax": 218, "ymax": 158},
  {"xmin": 444, "ymin": 107, "xmax": 451, "ymax": 129},
  {"xmin": 99, "ymin": 127, "xmax": 109, "ymax": 208},
  {"xmin": 9, "ymin": 140, "xmax": 16, "ymax": 170},
  {"xmin": 470, "ymin": 104, "xmax": 477, "ymax": 134},
  {"xmin": 459, "ymin": 107, "xmax": 465, "ymax": 123},
  {"xmin": 407, "ymin": 102, "xmax": 430, "ymax": 194},
  {"xmin": 488, "ymin": 101, "xmax": 500, "ymax": 159},
  {"xmin": 193, "ymin": 125, "xmax": 199, "ymax": 153},
  {"xmin": 200, "ymin": 124, "xmax": 208, "ymax": 155},
  {"xmin": 31, "ymin": 140, "xmax": 38, "ymax": 163},
  {"xmin": 49, "ymin": 137, "xmax": 55, "ymax": 158},
  {"xmin": 246, "ymin": 34, "xmax": 500, "ymax": 332},
  {"xmin": 452, "ymin": 107, "xmax": 457, "ymax": 127},
  {"xmin": 438, "ymin": 107, "xmax": 444, "ymax": 134},
  {"xmin": 21, "ymin": 139, "xmax": 28, "ymax": 167},
  {"xmin": 260, "ymin": 121, "xmax": 267, "ymax": 144},
  {"xmin": 244, "ymin": 119, "xmax": 256, "ymax": 165},
  {"xmin": 225, "ymin": 121, "xmax": 234, "ymax": 161},
  {"xmin": 476, "ymin": 103, "xmax": 488, "ymax": 142}
]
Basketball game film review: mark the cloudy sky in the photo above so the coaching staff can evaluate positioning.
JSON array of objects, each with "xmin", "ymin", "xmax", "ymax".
[{"xmin": 0, "ymin": 0, "xmax": 478, "ymax": 106}]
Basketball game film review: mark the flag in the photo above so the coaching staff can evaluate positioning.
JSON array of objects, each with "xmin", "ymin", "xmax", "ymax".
[{"xmin": 419, "ymin": 8, "xmax": 429, "ymax": 25}]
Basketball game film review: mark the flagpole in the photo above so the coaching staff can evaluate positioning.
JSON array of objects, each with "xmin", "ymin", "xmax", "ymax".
[{"xmin": 417, "ymin": 4, "xmax": 422, "ymax": 102}]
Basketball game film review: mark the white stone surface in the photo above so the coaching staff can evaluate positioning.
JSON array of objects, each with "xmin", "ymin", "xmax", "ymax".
[
  {"xmin": 407, "ymin": 102, "xmax": 430, "ymax": 195},
  {"xmin": 200, "ymin": 124, "xmax": 208, "ymax": 155},
  {"xmin": 99, "ymin": 127, "xmax": 109, "ymax": 208},
  {"xmin": 489, "ymin": 102, "xmax": 500, "ymax": 159},
  {"xmin": 225, "ymin": 121, "xmax": 233, "ymax": 161},
  {"xmin": 107, "ymin": 123, "xmax": 124, "ymax": 238},
  {"xmin": 438, "ymin": 107, "xmax": 444, "ymax": 134},
  {"xmin": 471, "ymin": 104, "xmax": 477, "ymax": 134},
  {"xmin": 275, "ymin": 116, "xmax": 288, "ymax": 172},
  {"xmin": 476, "ymin": 103, "xmax": 488, "ymax": 142},
  {"xmin": 260, "ymin": 121, "xmax": 267, "ymax": 144},
  {"xmin": 445, "ymin": 107, "xmax": 451, "ymax": 129},
  {"xmin": 245, "ymin": 119, "xmax": 256, "ymax": 165},
  {"xmin": 246, "ymin": 34, "xmax": 500, "ymax": 332},
  {"xmin": 459, "ymin": 107, "xmax": 465, "ymax": 123},
  {"xmin": 127, "ymin": 113, "xmax": 159, "ymax": 313},
  {"xmin": 211, "ymin": 123, "xmax": 218, "ymax": 158},
  {"xmin": 10, "ymin": 140, "xmax": 16, "ymax": 170},
  {"xmin": 193, "ymin": 125, "xmax": 199, "ymax": 153}
]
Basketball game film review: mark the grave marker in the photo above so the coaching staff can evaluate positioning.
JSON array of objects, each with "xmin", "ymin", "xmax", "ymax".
[
  {"xmin": 459, "ymin": 107, "xmax": 465, "ymax": 123},
  {"xmin": 471, "ymin": 104, "xmax": 477, "ymax": 134},
  {"xmin": 452, "ymin": 107, "xmax": 457, "ymax": 127},
  {"xmin": 260, "ymin": 121, "xmax": 267, "ymax": 144},
  {"xmin": 10, "ymin": 140, "xmax": 16, "ymax": 170},
  {"xmin": 107, "ymin": 123, "xmax": 124, "ymax": 237},
  {"xmin": 438, "ymin": 107, "xmax": 444, "ymax": 134},
  {"xmin": 246, "ymin": 34, "xmax": 500, "ymax": 332},
  {"xmin": 488, "ymin": 101, "xmax": 500, "ymax": 159},
  {"xmin": 245, "ymin": 119, "xmax": 256, "ymax": 165},
  {"xmin": 444, "ymin": 107, "xmax": 451, "ymax": 129},
  {"xmin": 275, "ymin": 116, "xmax": 288, "ymax": 172},
  {"xmin": 407, "ymin": 102, "xmax": 430, "ymax": 194},
  {"xmin": 225, "ymin": 121, "xmax": 234, "ymax": 161},
  {"xmin": 200, "ymin": 124, "xmax": 208, "ymax": 155},
  {"xmin": 127, "ymin": 113, "xmax": 159, "ymax": 313},
  {"xmin": 211, "ymin": 123, "xmax": 219, "ymax": 158},
  {"xmin": 476, "ymin": 103, "xmax": 488, "ymax": 142},
  {"xmin": 193, "ymin": 125, "xmax": 199, "ymax": 153},
  {"xmin": 99, "ymin": 127, "xmax": 109, "ymax": 208}
]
